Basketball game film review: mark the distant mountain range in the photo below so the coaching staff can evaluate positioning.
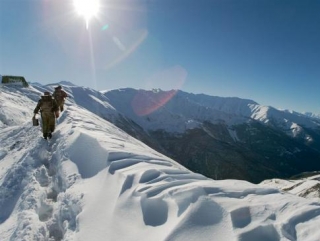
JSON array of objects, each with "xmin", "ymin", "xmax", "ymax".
[{"xmin": 30, "ymin": 84, "xmax": 320, "ymax": 183}]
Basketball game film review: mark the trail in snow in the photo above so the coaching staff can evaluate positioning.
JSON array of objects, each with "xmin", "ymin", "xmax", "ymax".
[
  {"xmin": 0, "ymin": 110, "xmax": 76, "ymax": 240},
  {"xmin": 0, "ymin": 102, "xmax": 178, "ymax": 241}
]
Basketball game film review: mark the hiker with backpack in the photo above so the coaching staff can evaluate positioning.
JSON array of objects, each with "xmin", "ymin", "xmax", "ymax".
[
  {"xmin": 33, "ymin": 91, "xmax": 59, "ymax": 139},
  {"xmin": 53, "ymin": 85, "xmax": 68, "ymax": 112}
]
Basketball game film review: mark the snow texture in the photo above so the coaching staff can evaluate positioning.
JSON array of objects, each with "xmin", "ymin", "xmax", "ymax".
[{"xmin": 1, "ymin": 84, "xmax": 320, "ymax": 241}]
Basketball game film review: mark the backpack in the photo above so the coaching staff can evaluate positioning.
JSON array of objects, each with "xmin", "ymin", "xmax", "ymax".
[
  {"xmin": 53, "ymin": 89, "xmax": 66, "ymax": 101},
  {"xmin": 41, "ymin": 96, "xmax": 54, "ymax": 112}
]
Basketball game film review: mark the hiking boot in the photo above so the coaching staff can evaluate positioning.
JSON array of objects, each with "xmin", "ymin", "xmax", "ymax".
[
  {"xmin": 43, "ymin": 133, "xmax": 48, "ymax": 140},
  {"xmin": 60, "ymin": 106, "xmax": 64, "ymax": 112},
  {"xmin": 48, "ymin": 133, "xmax": 52, "ymax": 139}
]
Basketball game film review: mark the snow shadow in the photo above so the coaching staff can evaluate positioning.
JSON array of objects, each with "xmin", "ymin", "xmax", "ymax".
[
  {"xmin": 120, "ymin": 175, "xmax": 134, "ymax": 195},
  {"xmin": 0, "ymin": 188, "xmax": 22, "ymax": 224},
  {"xmin": 109, "ymin": 159, "xmax": 141, "ymax": 174},
  {"xmin": 139, "ymin": 169, "xmax": 161, "ymax": 183},
  {"xmin": 230, "ymin": 206, "xmax": 251, "ymax": 228},
  {"xmin": 165, "ymin": 198, "xmax": 226, "ymax": 240},
  {"xmin": 281, "ymin": 207, "xmax": 320, "ymax": 240},
  {"xmin": 0, "ymin": 157, "xmax": 31, "ymax": 224},
  {"xmin": 238, "ymin": 224, "xmax": 280, "ymax": 241},
  {"xmin": 141, "ymin": 196, "xmax": 168, "ymax": 226},
  {"xmin": 185, "ymin": 198, "xmax": 224, "ymax": 226},
  {"xmin": 108, "ymin": 153, "xmax": 177, "ymax": 175},
  {"xmin": 67, "ymin": 133, "xmax": 109, "ymax": 178},
  {"xmin": 0, "ymin": 150, "xmax": 7, "ymax": 160},
  {"xmin": 173, "ymin": 187, "xmax": 209, "ymax": 217}
]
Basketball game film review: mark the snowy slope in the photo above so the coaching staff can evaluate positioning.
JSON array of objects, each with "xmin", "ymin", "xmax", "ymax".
[
  {"xmin": 260, "ymin": 173, "xmax": 320, "ymax": 201},
  {"xmin": 103, "ymin": 89, "xmax": 256, "ymax": 133},
  {"xmin": 249, "ymin": 105, "xmax": 319, "ymax": 134},
  {"xmin": 304, "ymin": 112, "xmax": 320, "ymax": 120},
  {"xmin": 103, "ymin": 89, "xmax": 320, "ymax": 137},
  {"xmin": 1, "ymin": 84, "xmax": 320, "ymax": 240},
  {"xmin": 31, "ymin": 83, "xmax": 119, "ymax": 121},
  {"xmin": 0, "ymin": 85, "xmax": 40, "ymax": 127}
]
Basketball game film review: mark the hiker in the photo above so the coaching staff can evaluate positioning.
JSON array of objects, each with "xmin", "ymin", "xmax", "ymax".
[
  {"xmin": 33, "ymin": 91, "xmax": 59, "ymax": 139},
  {"xmin": 53, "ymin": 85, "xmax": 68, "ymax": 112}
]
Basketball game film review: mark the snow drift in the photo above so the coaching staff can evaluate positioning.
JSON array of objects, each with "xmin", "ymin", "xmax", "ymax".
[{"xmin": 1, "ymin": 84, "xmax": 320, "ymax": 241}]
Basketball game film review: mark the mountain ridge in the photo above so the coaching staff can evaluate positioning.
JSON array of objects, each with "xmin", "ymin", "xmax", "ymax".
[
  {"xmin": 103, "ymin": 88, "xmax": 320, "ymax": 134},
  {"xmin": 2, "ymin": 83, "xmax": 320, "ymax": 240},
  {"xmin": 2, "ymin": 83, "xmax": 320, "ymax": 183}
]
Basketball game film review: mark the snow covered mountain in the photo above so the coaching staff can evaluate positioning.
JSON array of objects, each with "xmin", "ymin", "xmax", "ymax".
[
  {"xmin": 103, "ymin": 88, "xmax": 320, "ymax": 137},
  {"xmin": 2, "ymin": 83, "xmax": 320, "ymax": 241},
  {"xmin": 304, "ymin": 112, "xmax": 320, "ymax": 120},
  {"xmin": 6, "ymin": 84, "xmax": 319, "ymax": 183},
  {"xmin": 103, "ymin": 88, "xmax": 320, "ymax": 183}
]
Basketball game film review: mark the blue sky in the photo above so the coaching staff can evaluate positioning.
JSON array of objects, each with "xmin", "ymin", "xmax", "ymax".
[{"xmin": 1, "ymin": 0, "xmax": 319, "ymax": 114}]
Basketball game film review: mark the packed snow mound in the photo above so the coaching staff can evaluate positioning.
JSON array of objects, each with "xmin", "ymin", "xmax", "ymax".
[{"xmin": 1, "ymin": 84, "xmax": 320, "ymax": 240}]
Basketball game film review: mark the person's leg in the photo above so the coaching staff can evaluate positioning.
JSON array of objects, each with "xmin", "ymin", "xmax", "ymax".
[
  {"xmin": 41, "ymin": 112, "xmax": 50, "ymax": 139},
  {"xmin": 48, "ymin": 114, "xmax": 56, "ymax": 139},
  {"xmin": 61, "ymin": 99, "xmax": 65, "ymax": 111},
  {"xmin": 57, "ymin": 100, "xmax": 65, "ymax": 112},
  {"xmin": 60, "ymin": 102, "xmax": 64, "ymax": 112}
]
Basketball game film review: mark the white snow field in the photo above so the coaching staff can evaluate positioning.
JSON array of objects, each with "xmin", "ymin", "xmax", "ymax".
[{"xmin": 1, "ymin": 85, "xmax": 320, "ymax": 241}]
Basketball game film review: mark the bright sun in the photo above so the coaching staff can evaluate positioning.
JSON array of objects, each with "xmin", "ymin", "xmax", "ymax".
[{"xmin": 74, "ymin": 0, "xmax": 100, "ymax": 29}]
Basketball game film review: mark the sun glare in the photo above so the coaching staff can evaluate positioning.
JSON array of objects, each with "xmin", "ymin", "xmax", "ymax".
[{"xmin": 74, "ymin": 0, "xmax": 100, "ymax": 29}]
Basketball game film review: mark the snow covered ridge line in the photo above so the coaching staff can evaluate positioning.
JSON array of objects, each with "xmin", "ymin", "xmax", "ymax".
[
  {"xmin": 2, "ymin": 83, "xmax": 320, "ymax": 183},
  {"xmin": 1, "ymin": 90, "xmax": 320, "ymax": 240},
  {"xmin": 103, "ymin": 88, "xmax": 320, "ymax": 133},
  {"xmin": 303, "ymin": 111, "xmax": 320, "ymax": 120}
]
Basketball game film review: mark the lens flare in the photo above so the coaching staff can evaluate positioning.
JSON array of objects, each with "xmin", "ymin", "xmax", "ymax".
[
  {"xmin": 102, "ymin": 24, "xmax": 109, "ymax": 31},
  {"xmin": 105, "ymin": 30, "xmax": 148, "ymax": 70},
  {"xmin": 131, "ymin": 66, "xmax": 187, "ymax": 116},
  {"xmin": 132, "ymin": 90, "xmax": 178, "ymax": 116}
]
